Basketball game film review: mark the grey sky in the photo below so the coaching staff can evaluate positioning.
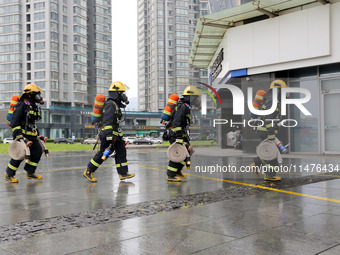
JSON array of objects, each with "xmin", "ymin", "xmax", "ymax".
[{"xmin": 111, "ymin": 0, "xmax": 138, "ymax": 98}]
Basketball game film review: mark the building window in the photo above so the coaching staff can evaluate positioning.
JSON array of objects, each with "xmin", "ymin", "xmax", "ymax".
[
  {"xmin": 51, "ymin": 71, "xmax": 58, "ymax": 79},
  {"xmin": 320, "ymin": 63, "xmax": 340, "ymax": 76},
  {"xmin": 34, "ymin": 32, "xmax": 45, "ymax": 40},
  {"xmin": 34, "ymin": 12, "xmax": 45, "ymax": 20},
  {"xmin": 34, "ymin": 42, "xmax": 45, "ymax": 50},
  {"xmin": 34, "ymin": 51, "xmax": 45, "ymax": 59},
  {"xmin": 34, "ymin": 2, "xmax": 45, "ymax": 10},
  {"xmin": 35, "ymin": 71, "xmax": 45, "ymax": 79},
  {"xmin": 34, "ymin": 61, "xmax": 45, "ymax": 69},
  {"xmin": 51, "ymin": 52, "xmax": 58, "ymax": 61},
  {"xmin": 51, "ymin": 61, "xmax": 58, "ymax": 70},
  {"xmin": 51, "ymin": 12, "xmax": 58, "ymax": 21},
  {"xmin": 289, "ymin": 80, "xmax": 319, "ymax": 153},
  {"xmin": 34, "ymin": 22, "xmax": 45, "ymax": 30}
]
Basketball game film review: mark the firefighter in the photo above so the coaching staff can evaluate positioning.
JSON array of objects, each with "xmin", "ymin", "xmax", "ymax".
[
  {"xmin": 166, "ymin": 85, "xmax": 200, "ymax": 182},
  {"xmin": 5, "ymin": 84, "xmax": 44, "ymax": 183},
  {"xmin": 251, "ymin": 79, "xmax": 287, "ymax": 181},
  {"xmin": 83, "ymin": 81, "xmax": 135, "ymax": 182}
]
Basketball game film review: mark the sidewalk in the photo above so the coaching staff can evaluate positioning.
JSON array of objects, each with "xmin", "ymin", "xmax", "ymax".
[
  {"xmin": 194, "ymin": 146, "xmax": 340, "ymax": 159},
  {"xmin": 1, "ymin": 178, "xmax": 340, "ymax": 254},
  {"xmin": 1, "ymin": 149, "xmax": 340, "ymax": 254}
]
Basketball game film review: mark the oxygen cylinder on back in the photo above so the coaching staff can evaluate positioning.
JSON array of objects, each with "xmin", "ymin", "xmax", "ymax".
[
  {"xmin": 7, "ymin": 95, "xmax": 20, "ymax": 125},
  {"xmin": 161, "ymin": 94, "xmax": 179, "ymax": 123},
  {"xmin": 91, "ymin": 94, "xmax": 106, "ymax": 124},
  {"xmin": 249, "ymin": 90, "xmax": 266, "ymax": 118}
]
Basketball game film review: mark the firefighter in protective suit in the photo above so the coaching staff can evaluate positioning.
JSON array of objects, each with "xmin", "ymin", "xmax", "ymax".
[
  {"xmin": 5, "ymin": 84, "xmax": 44, "ymax": 183},
  {"xmin": 251, "ymin": 79, "xmax": 287, "ymax": 181},
  {"xmin": 166, "ymin": 85, "xmax": 200, "ymax": 182},
  {"xmin": 83, "ymin": 81, "xmax": 135, "ymax": 182}
]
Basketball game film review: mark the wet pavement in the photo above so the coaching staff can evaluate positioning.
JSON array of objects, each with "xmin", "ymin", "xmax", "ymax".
[{"xmin": 0, "ymin": 147, "xmax": 340, "ymax": 254}]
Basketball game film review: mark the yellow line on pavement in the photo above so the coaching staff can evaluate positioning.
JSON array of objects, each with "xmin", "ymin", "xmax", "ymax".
[
  {"xmin": 140, "ymin": 164, "xmax": 340, "ymax": 178},
  {"xmin": 139, "ymin": 164, "xmax": 340, "ymax": 204}
]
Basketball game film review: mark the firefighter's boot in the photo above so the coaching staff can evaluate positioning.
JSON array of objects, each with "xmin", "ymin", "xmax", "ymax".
[
  {"xmin": 167, "ymin": 174, "xmax": 182, "ymax": 182},
  {"xmin": 5, "ymin": 174, "xmax": 19, "ymax": 183},
  {"xmin": 83, "ymin": 169, "xmax": 97, "ymax": 182},
  {"xmin": 176, "ymin": 171, "xmax": 187, "ymax": 179},
  {"xmin": 250, "ymin": 162, "xmax": 261, "ymax": 178},
  {"xmin": 264, "ymin": 175, "xmax": 281, "ymax": 182},
  {"xmin": 27, "ymin": 173, "xmax": 43, "ymax": 180},
  {"xmin": 119, "ymin": 173, "xmax": 135, "ymax": 180}
]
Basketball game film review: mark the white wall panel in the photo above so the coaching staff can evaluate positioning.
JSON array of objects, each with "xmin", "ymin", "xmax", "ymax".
[
  {"xmin": 212, "ymin": 3, "xmax": 333, "ymax": 77},
  {"xmin": 308, "ymin": 5, "xmax": 330, "ymax": 57},
  {"xmin": 228, "ymin": 24, "xmax": 254, "ymax": 68},
  {"xmin": 249, "ymin": 3, "xmax": 339, "ymax": 75},
  {"xmin": 253, "ymin": 18, "xmax": 279, "ymax": 66},
  {"xmin": 279, "ymin": 10, "xmax": 309, "ymax": 62}
]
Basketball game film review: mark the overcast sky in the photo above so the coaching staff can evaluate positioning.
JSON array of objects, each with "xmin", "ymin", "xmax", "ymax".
[{"xmin": 111, "ymin": 0, "xmax": 138, "ymax": 98}]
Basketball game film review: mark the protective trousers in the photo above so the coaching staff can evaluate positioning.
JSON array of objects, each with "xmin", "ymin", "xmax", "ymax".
[
  {"xmin": 254, "ymin": 130, "xmax": 278, "ymax": 178},
  {"xmin": 6, "ymin": 138, "xmax": 42, "ymax": 176},
  {"xmin": 167, "ymin": 132, "xmax": 189, "ymax": 177},
  {"xmin": 87, "ymin": 137, "xmax": 128, "ymax": 175}
]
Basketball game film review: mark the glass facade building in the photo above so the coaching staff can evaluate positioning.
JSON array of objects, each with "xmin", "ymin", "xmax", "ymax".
[
  {"xmin": 208, "ymin": 0, "xmax": 252, "ymax": 13},
  {"xmin": 0, "ymin": 0, "xmax": 112, "ymax": 138},
  {"xmin": 137, "ymin": 0, "xmax": 210, "ymax": 112},
  {"xmin": 195, "ymin": 1, "xmax": 340, "ymax": 154}
]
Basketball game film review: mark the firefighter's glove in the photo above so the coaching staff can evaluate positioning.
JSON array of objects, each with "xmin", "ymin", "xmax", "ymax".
[{"xmin": 175, "ymin": 138, "xmax": 183, "ymax": 144}]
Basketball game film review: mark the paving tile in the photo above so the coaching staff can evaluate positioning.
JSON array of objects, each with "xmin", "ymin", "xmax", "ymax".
[
  {"xmin": 0, "ymin": 223, "xmax": 138, "ymax": 255},
  {"xmin": 194, "ymin": 225, "xmax": 338, "ymax": 255},
  {"xmin": 0, "ymin": 247, "xmax": 15, "ymax": 255},
  {"xmin": 115, "ymin": 227, "xmax": 234, "ymax": 255},
  {"xmin": 116, "ymin": 209, "xmax": 210, "ymax": 236},
  {"xmin": 318, "ymin": 244, "xmax": 340, "ymax": 255},
  {"xmin": 286, "ymin": 213, "xmax": 340, "ymax": 242}
]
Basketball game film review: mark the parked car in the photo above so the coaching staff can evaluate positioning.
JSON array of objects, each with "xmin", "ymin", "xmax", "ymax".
[
  {"xmin": 150, "ymin": 137, "xmax": 163, "ymax": 144},
  {"xmin": 83, "ymin": 138, "xmax": 97, "ymax": 144},
  {"xmin": 133, "ymin": 138, "xmax": 154, "ymax": 145},
  {"xmin": 190, "ymin": 135, "xmax": 200, "ymax": 141},
  {"xmin": 3, "ymin": 138, "xmax": 14, "ymax": 144},
  {"xmin": 125, "ymin": 137, "xmax": 137, "ymax": 144},
  {"xmin": 54, "ymin": 138, "xmax": 74, "ymax": 144}
]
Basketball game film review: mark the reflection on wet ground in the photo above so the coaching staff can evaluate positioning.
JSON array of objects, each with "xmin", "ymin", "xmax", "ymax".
[
  {"xmin": 1, "ymin": 148, "xmax": 340, "ymax": 254},
  {"xmin": 1, "ymin": 148, "xmax": 340, "ymax": 226}
]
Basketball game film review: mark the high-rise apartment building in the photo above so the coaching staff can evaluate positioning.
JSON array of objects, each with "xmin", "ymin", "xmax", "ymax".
[
  {"xmin": 138, "ymin": 0, "xmax": 210, "ymax": 112},
  {"xmin": 0, "ymin": 0, "xmax": 111, "ymax": 109},
  {"xmin": 0, "ymin": 0, "xmax": 111, "ymax": 138},
  {"xmin": 208, "ymin": 0, "xmax": 252, "ymax": 13}
]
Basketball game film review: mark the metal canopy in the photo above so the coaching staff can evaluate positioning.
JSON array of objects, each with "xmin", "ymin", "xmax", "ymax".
[{"xmin": 189, "ymin": 0, "xmax": 322, "ymax": 68}]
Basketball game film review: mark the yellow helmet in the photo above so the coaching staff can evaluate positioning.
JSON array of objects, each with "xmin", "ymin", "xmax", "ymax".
[
  {"xmin": 183, "ymin": 85, "xmax": 200, "ymax": 96},
  {"xmin": 109, "ymin": 81, "xmax": 126, "ymax": 92},
  {"xmin": 24, "ymin": 83, "xmax": 43, "ymax": 94},
  {"xmin": 269, "ymin": 80, "xmax": 287, "ymax": 89}
]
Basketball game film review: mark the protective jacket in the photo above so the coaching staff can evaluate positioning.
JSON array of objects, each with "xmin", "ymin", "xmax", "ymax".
[
  {"xmin": 101, "ymin": 99, "xmax": 123, "ymax": 140},
  {"xmin": 166, "ymin": 98, "xmax": 191, "ymax": 177},
  {"xmin": 171, "ymin": 99, "xmax": 191, "ymax": 143},
  {"xmin": 87, "ymin": 98, "xmax": 128, "ymax": 175},
  {"xmin": 6, "ymin": 98, "xmax": 43, "ymax": 177},
  {"xmin": 256, "ymin": 90, "xmax": 281, "ymax": 140},
  {"xmin": 11, "ymin": 99, "xmax": 41, "ymax": 139}
]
